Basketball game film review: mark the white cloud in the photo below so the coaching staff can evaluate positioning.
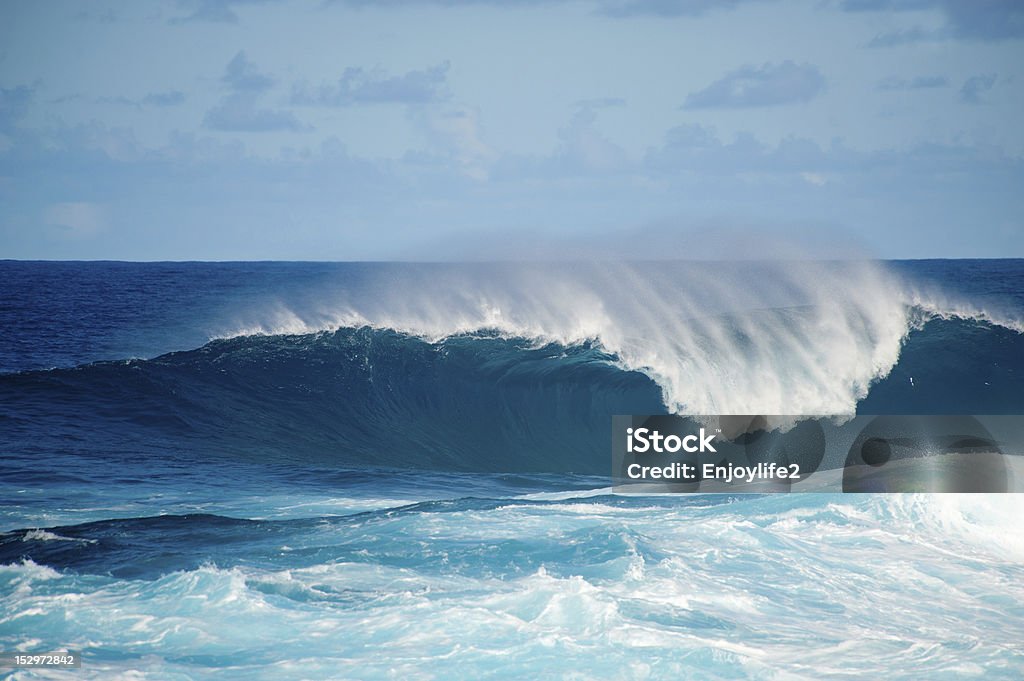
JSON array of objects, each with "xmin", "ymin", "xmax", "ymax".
[
  {"xmin": 412, "ymin": 104, "xmax": 497, "ymax": 180},
  {"xmin": 684, "ymin": 61, "xmax": 826, "ymax": 109}
]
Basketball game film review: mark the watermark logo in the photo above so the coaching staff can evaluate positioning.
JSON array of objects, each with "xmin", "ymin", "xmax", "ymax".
[
  {"xmin": 626, "ymin": 426, "xmax": 717, "ymax": 454},
  {"xmin": 613, "ymin": 415, "xmax": 1023, "ymax": 493}
]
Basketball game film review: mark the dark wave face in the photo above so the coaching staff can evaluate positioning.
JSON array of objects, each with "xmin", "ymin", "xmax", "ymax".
[
  {"xmin": 859, "ymin": 316, "xmax": 1024, "ymax": 414},
  {"xmin": 0, "ymin": 329, "xmax": 666, "ymax": 474},
  {"xmin": 2, "ymin": 318, "xmax": 1023, "ymax": 476}
]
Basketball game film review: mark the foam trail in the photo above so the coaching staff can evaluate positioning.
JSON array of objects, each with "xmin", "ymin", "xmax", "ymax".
[{"xmin": 214, "ymin": 261, "xmax": 1022, "ymax": 415}]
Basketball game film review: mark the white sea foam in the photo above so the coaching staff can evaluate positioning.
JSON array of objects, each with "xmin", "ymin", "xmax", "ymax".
[
  {"xmin": 22, "ymin": 530, "xmax": 97, "ymax": 545},
  {"xmin": 3, "ymin": 494, "xmax": 1023, "ymax": 680}
]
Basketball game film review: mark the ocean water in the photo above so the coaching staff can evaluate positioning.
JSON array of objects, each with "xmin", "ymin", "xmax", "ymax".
[{"xmin": 1, "ymin": 259, "xmax": 1023, "ymax": 679}]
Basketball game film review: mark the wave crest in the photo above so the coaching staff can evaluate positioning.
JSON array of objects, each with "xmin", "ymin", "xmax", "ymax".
[{"xmin": 212, "ymin": 261, "xmax": 1022, "ymax": 415}]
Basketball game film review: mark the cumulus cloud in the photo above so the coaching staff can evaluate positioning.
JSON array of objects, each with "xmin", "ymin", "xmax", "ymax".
[
  {"xmin": 683, "ymin": 61, "xmax": 825, "ymax": 109},
  {"xmin": 204, "ymin": 52, "xmax": 305, "ymax": 132},
  {"xmin": 222, "ymin": 51, "xmax": 275, "ymax": 92},
  {"xmin": 960, "ymin": 74, "xmax": 997, "ymax": 104},
  {"xmin": 291, "ymin": 62, "xmax": 450, "ymax": 107},
  {"xmin": 850, "ymin": 0, "xmax": 1024, "ymax": 44},
  {"xmin": 553, "ymin": 104, "xmax": 630, "ymax": 174},
  {"xmin": 642, "ymin": 122, "xmax": 1024, "ymax": 189},
  {"xmin": 408, "ymin": 104, "xmax": 497, "ymax": 180},
  {"xmin": 941, "ymin": 0, "xmax": 1024, "ymax": 40},
  {"xmin": 489, "ymin": 103, "xmax": 632, "ymax": 181}
]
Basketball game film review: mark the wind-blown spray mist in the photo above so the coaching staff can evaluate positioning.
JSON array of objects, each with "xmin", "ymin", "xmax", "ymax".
[{"xmin": 218, "ymin": 260, "xmax": 1022, "ymax": 415}]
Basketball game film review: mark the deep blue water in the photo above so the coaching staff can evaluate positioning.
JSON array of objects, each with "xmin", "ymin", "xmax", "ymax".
[{"xmin": 1, "ymin": 260, "xmax": 1023, "ymax": 679}]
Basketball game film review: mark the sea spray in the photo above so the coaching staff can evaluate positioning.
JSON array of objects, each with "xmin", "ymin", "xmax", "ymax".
[{"xmin": 214, "ymin": 261, "xmax": 1022, "ymax": 415}]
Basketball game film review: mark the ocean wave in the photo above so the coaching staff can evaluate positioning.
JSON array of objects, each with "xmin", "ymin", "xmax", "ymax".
[
  {"xmin": 2, "ymin": 261, "xmax": 1022, "ymax": 474},
  {"xmin": 2, "ymin": 323, "xmax": 1022, "ymax": 474},
  {"xmin": 205, "ymin": 261, "xmax": 1023, "ymax": 415}
]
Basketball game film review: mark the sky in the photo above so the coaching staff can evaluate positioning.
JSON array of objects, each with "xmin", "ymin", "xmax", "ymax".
[{"xmin": 0, "ymin": 0, "xmax": 1022, "ymax": 260}]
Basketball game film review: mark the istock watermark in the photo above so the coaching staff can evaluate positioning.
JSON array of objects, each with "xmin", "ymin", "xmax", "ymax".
[{"xmin": 612, "ymin": 415, "xmax": 1024, "ymax": 493}]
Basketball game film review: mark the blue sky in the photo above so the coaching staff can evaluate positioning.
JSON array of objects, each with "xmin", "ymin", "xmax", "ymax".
[{"xmin": 1, "ymin": 0, "xmax": 1022, "ymax": 259}]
